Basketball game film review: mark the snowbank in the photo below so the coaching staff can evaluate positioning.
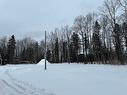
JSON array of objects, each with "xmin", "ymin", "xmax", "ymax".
[{"xmin": 37, "ymin": 59, "xmax": 50, "ymax": 65}]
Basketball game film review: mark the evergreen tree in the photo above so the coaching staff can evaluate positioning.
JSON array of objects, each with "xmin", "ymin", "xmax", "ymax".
[
  {"xmin": 7, "ymin": 35, "xmax": 16, "ymax": 64},
  {"xmin": 70, "ymin": 32, "xmax": 80, "ymax": 62},
  {"xmin": 54, "ymin": 38, "xmax": 59, "ymax": 63},
  {"xmin": 113, "ymin": 23, "xmax": 124, "ymax": 64},
  {"xmin": 92, "ymin": 21, "xmax": 102, "ymax": 63},
  {"xmin": 62, "ymin": 41, "xmax": 68, "ymax": 62}
]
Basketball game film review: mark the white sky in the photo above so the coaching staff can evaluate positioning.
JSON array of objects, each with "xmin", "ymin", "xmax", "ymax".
[{"xmin": 0, "ymin": 0, "xmax": 103, "ymax": 41}]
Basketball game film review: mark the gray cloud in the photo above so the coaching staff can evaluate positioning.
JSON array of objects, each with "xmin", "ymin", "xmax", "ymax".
[{"xmin": 0, "ymin": 0, "xmax": 103, "ymax": 41}]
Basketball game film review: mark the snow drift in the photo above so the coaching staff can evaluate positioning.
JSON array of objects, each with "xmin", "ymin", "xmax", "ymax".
[{"xmin": 37, "ymin": 59, "xmax": 50, "ymax": 65}]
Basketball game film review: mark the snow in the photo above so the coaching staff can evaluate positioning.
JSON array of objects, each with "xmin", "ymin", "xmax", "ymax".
[
  {"xmin": 0, "ymin": 64, "xmax": 127, "ymax": 95},
  {"xmin": 37, "ymin": 59, "xmax": 50, "ymax": 65}
]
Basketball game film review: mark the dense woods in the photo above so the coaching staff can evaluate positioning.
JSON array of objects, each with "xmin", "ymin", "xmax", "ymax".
[{"xmin": 0, "ymin": 0, "xmax": 127, "ymax": 65}]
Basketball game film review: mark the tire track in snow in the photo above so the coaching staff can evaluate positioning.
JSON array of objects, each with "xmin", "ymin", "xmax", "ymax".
[
  {"xmin": 0, "ymin": 79, "xmax": 26, "ymax": 95},
  {"xmin": 0, "ymin": 65, "xmax": 54, "ymax": 95},
  {"xmin": 5, "ymin": 67, "xmax": 47, "ymax": 95}
]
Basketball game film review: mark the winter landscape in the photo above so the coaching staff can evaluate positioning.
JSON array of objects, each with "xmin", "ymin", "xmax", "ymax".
[
  {"xmin": 0, "ymin": 0, "xmax": 127, "ymax": 95},
  {"xmin": 1, "ymin": 61, "xmax": 127, "ymax": 95}
]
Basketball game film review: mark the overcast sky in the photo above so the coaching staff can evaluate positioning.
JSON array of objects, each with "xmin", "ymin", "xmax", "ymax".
[{"xmin": 0, "ymin": 0, "xmax": 103, "ymax": 41}]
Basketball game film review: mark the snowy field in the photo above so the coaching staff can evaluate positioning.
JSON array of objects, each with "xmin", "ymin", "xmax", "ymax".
[{"xmin": 0, "ymin": 62, "xmax": 127, "ymax": 95}]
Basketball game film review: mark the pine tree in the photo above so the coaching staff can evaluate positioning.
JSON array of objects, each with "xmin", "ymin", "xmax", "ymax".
[
  {"xmin": 54, "ymin": 38, "xmax": 59, "ymax": 63},
  {"xmin": 92, "ymin": 21, "xmax": 102, "ymax": 63},
  {"xmin": 62, "ymin": 41, "xmax": 68, "ymax": 62},
  {"xmin": 70, "ymin": 32, "xmax": 80, "ymax": 62},
  {"xmin": 113, "ymin": 23, "xmax": 124, "ymax": 64},
  {"xmin": 7, "ymin": 35, "xmax": 16, "ymax": 64}
]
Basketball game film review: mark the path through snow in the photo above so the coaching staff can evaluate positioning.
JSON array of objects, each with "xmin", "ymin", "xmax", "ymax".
[{"xmin": 0, "ymin": 65, "xmax": 53, "ymax": 95}]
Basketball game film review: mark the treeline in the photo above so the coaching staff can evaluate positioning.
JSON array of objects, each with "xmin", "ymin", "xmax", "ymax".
[
  {"xmin": 45, "ymin": 0, "xmax": 127, "ymax": 65},
  {"xmin": 0, "ymin": 36, "xmax": 45, "ymax": 64},
  {"xmin": 0, "ymin": 0, "xmax": 127, "ymax": 65}
]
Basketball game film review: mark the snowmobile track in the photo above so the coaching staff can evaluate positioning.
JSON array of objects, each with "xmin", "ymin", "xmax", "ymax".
[{"xmin": 0, "ymin": 66, "xmax": 53, "ymax": 95}]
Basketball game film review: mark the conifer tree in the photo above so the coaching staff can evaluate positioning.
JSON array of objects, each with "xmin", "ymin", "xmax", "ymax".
[
  {"xmin": 70, "ymin": 32, "xmax": 80, "ymax": 62},
  {"xmin": 54, "ymin": 38, "xmax": 59, "ymax": 63},
  {"xmin": 92, "ymin": 21, "xmax": 102, "ymax": 63},
  {"xmin": 113, "ymin": 23, "xmax": 124, "ymax": 64},
  {"xmin": 7, "ymin": 35, "xmax": 16, "ymax": 64}
]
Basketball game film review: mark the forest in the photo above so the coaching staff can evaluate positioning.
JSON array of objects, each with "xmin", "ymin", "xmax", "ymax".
[{"xmin": 0, "ymin": 0, "xmax": 127, "ymax": 65}]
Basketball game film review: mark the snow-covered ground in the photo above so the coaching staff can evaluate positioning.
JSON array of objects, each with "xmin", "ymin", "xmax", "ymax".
[{"xmin": 0, "ymin": 62, "xmax": 127, "ymax": 95}]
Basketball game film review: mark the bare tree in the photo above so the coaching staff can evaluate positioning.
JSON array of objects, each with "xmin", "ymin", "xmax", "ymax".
[
  {"xmin": 118, "ymin": 0, "xmax": 127, "ymax": 22},
  {"xmin": 99, "ymin": 0, "xmax": 121, "ymax": 63},
  {"xmin": 100, "ymin": 0, "xmax": 120, "ymax": 29},
  {"xmin": 63, "ymin": 25, "xmax": 72, "ymax": 63},
  {"xmin": 73, "ymin": 15, "xmax": 86, "ymax": 60}
]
